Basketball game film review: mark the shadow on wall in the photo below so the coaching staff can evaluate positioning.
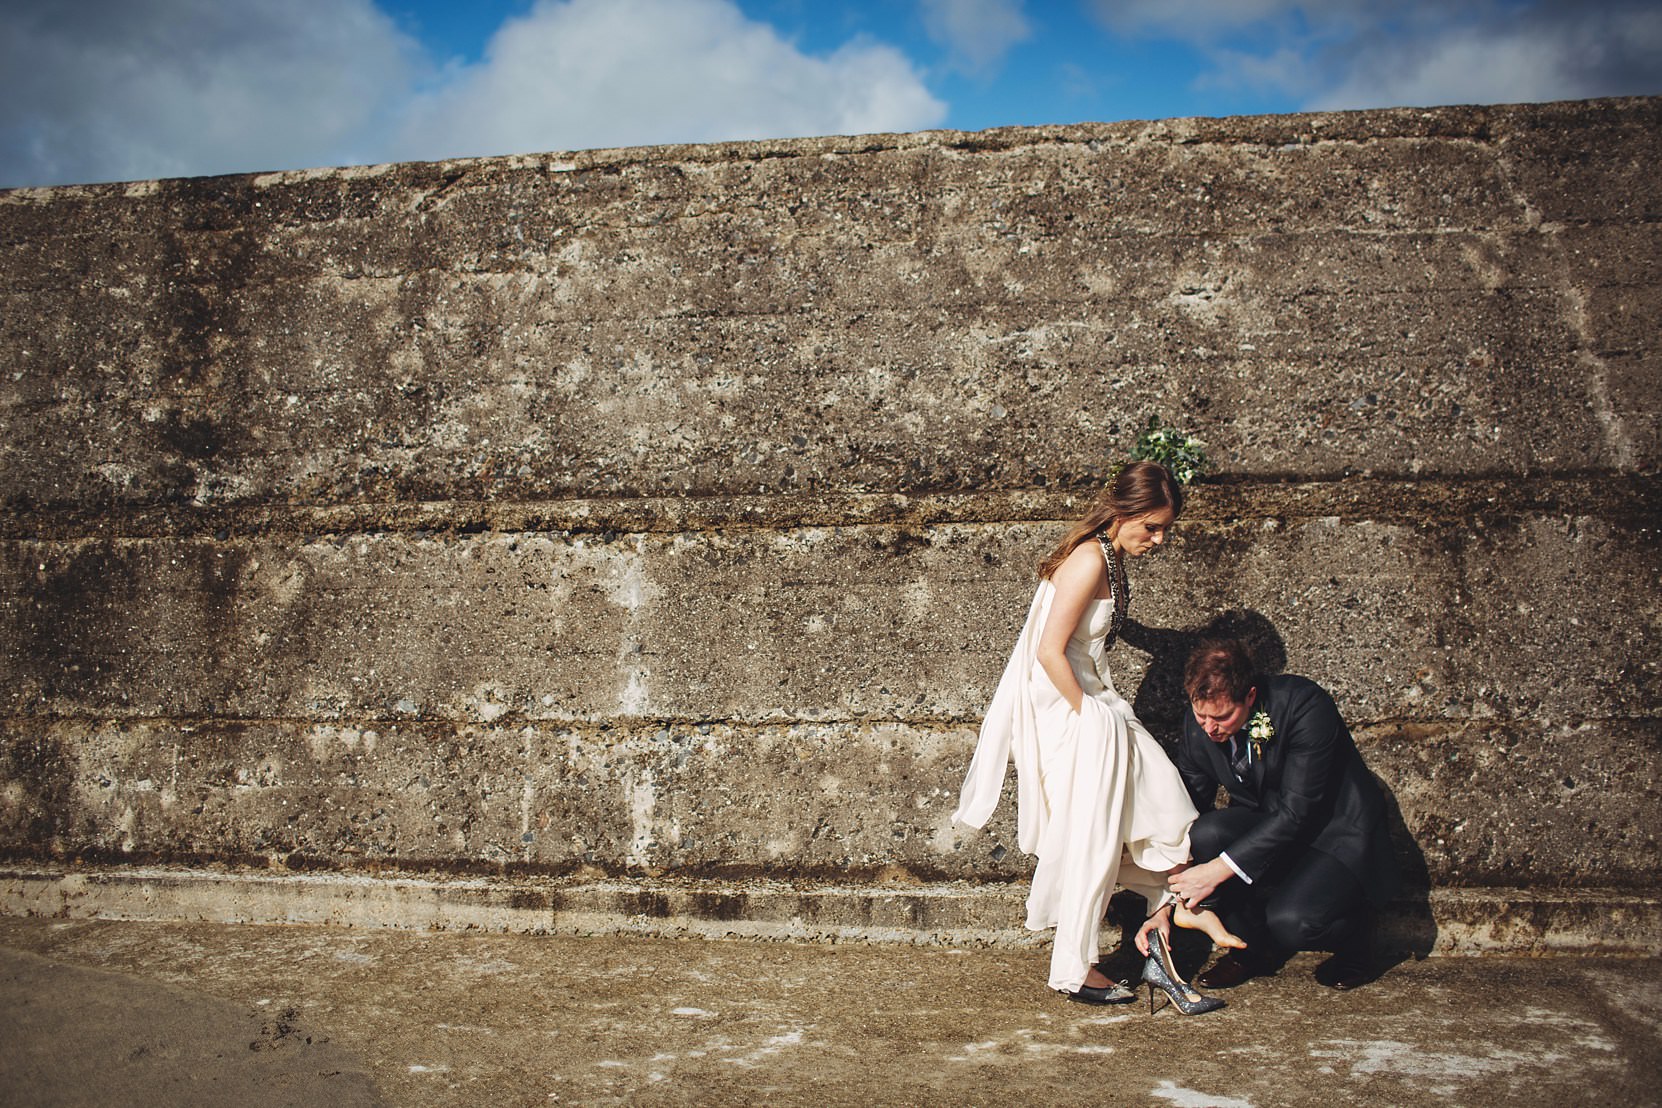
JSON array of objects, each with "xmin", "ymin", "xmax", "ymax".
[
  {"xmin": 1120, "ymin": 609, "xmax": 1287, "ymax": 747},
  {"xmin": 1120, "ymin": 609, "xmax": 1437, "ymax": 962}
]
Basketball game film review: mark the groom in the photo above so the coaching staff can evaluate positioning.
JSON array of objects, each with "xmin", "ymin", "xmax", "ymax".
[{"xmin": 1147, "ymin": 637, "xmax": 1398, "ymax": 989}]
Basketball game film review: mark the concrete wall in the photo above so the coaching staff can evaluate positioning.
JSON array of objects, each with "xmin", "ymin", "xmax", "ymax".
[{"xmin": 2, "ymin": 97, "xmax": 1659, "ymax": 947}]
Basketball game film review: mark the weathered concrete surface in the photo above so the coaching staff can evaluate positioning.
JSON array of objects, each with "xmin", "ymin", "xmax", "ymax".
[
  {"xmin": 1, "ymin": 97, "xmax": 1660, "ymax": 943},
  {"xmin": 0, "ymin": 710, "xmax": 1657, "ymax": 891},
  {"xmin": 2, "ymin": 507, "xmax": 1656, "ymax": 892},
  {"xmin": 3, "ymin": 867, "xmax": 1659, "ymax": 958},
  {"xmin": 0, "ymin": 944, "xmax": 384, "ymax": 1107},
  {"xmin": 2, "ymin": 917, "xmax": 1659, "ymax": 1107},
  {"xmin": 3, "ymin": 103, "xmax": 1659, "ymax": 506},
  {"xmin": 5, "ymin": 504, "xmax": 1659, "ymax": 725}
]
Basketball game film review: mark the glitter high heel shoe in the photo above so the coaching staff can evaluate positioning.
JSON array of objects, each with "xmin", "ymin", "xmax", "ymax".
[{"xmin": 1143, "ymin": 930, "xmax": 1226, "ymax": 1015}]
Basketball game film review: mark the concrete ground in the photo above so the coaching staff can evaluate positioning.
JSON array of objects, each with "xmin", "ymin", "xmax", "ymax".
[{"xmin": 0, "ymin": 917, "xmax": 1658, "ymax": 1108}]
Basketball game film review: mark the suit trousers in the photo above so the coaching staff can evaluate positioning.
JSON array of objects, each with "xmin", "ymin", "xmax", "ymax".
[{"xmin": 1188, "ymin": 806, "xmax": 1369, "ymax": 961}]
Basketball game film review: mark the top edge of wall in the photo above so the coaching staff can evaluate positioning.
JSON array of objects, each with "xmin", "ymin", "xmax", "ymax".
[{"xmin": 4, "ymin": 95, "xmax": 1659, "ymax": 202}]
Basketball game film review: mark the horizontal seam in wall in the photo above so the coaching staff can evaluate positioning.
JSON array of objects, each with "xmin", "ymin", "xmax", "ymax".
[
  {"xmin": 2, "ymin": 713, "xmax": 1653, "ymax": 731},
  {"xmin": 0, "ymin": 474, "xmax": 1656, "ymax": 540}
]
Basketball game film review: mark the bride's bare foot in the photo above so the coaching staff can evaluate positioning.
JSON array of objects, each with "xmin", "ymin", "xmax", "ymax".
[{"xmin": 1173, "ymin": 903, "xmax": 1247, "ymax": 950}]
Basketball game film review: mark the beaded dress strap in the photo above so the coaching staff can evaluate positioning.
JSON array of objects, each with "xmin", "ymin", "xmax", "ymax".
[{"xmin": 1093, "ymin": 533, "xmax": 1130, "ymax": 647}]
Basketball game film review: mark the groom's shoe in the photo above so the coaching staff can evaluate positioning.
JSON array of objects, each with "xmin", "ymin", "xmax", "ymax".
[
  {"xmin": 1315, "ymin": 915, "xmax": 1377, "ymax": 990},
  {"xmin": 1195, "ymin": 951, "xmax": 1263, "ymax": 990},
  {"xmin": 1314, "ymin": 953, "xmax": 1373, "ymax": 990}
]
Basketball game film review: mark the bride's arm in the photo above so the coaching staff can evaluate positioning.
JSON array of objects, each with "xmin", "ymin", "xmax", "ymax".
[{"xmin": 1034, "ymin": 542, "xmax": 1104, "ymax": 714}]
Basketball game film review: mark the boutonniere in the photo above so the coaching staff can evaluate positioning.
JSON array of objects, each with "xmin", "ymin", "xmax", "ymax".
[{"xmin": 1247, "ymin": 711, "xmax": 1275, "ymax": 760}]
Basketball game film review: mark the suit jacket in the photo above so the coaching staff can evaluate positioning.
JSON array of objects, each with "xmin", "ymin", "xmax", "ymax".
[{"xmin": 1177, "ymin": 674, "xmax": 1398, "ymax": 906}]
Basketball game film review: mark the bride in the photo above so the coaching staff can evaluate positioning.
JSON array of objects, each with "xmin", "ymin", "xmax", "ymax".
[{"xmin": 952, "ymin": 460, "xmax": 1240, "ymax": 1012}]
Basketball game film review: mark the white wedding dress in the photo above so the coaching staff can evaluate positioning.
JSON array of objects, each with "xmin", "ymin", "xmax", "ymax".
[{"xmin": 952, "ymin": 574, "xmax": 1198, "ymax": 993}]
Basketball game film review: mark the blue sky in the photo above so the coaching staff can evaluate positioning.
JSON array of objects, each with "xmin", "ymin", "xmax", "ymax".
[{"xmin": 3, "ymin": 0, "xmax": 1659, "ymax": 188}]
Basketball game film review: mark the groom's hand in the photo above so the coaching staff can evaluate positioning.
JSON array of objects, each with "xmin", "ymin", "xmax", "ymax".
[{"xmin": 1167, "ymin": 857, "xmax": 1233, "ymax": 908}]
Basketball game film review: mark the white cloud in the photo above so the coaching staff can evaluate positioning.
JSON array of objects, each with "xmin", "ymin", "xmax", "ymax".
[
  {"xmin": 0, "ymin": 0, "xmax": 424, "ymax": 187},
  {"xmin": 1087, "ymin": 0, "xmax": 1336, "ymax": 38},
  {"xmin": 1194, "ymin": 46, "xmax": 1319, "ymax": 101},
  {"xmin": 1311, "ymin": 2, "xmax": 1662, "ymax": 110},
  {"xmin": 1088, "ymin": 0, "xmax": 1662, "ymax": 111},
  {"xmin": 0, "ymin": 0, "xmax": 945, "ymax": 188},
  {"xmin": 388, "ymin": 0, "xmax": 946, "ymax": 163},
  {"xmin": 919, "ymin": 0, "xmax": 1033, "ymax": 75}
]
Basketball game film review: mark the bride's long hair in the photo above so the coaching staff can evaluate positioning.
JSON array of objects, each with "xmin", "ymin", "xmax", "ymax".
[{"xmin": 1036, "ymin": 461, "xmax": 1184, "ymax": 580}]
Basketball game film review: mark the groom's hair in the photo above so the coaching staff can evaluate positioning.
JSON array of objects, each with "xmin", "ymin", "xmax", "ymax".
[{"xmin": 1184, "ymin": 638, "xmax": 1257, "ymax": 704}]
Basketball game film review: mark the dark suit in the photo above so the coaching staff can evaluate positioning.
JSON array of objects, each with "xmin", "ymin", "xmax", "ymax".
[{"xmin": 1177, "ymin": 674, "xmax": 1397, "ymax": 957}]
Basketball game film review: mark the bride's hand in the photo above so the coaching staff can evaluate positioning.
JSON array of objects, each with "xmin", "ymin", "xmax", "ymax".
[{"xmin": 1135, "ymin": 904, "xmax": 1172, "ymax": 957}]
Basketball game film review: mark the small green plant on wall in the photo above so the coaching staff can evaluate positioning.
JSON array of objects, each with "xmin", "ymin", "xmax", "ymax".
[{"xmin": 1115, "ymin": 416, "xmax": 1209, "ymax": 486}]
